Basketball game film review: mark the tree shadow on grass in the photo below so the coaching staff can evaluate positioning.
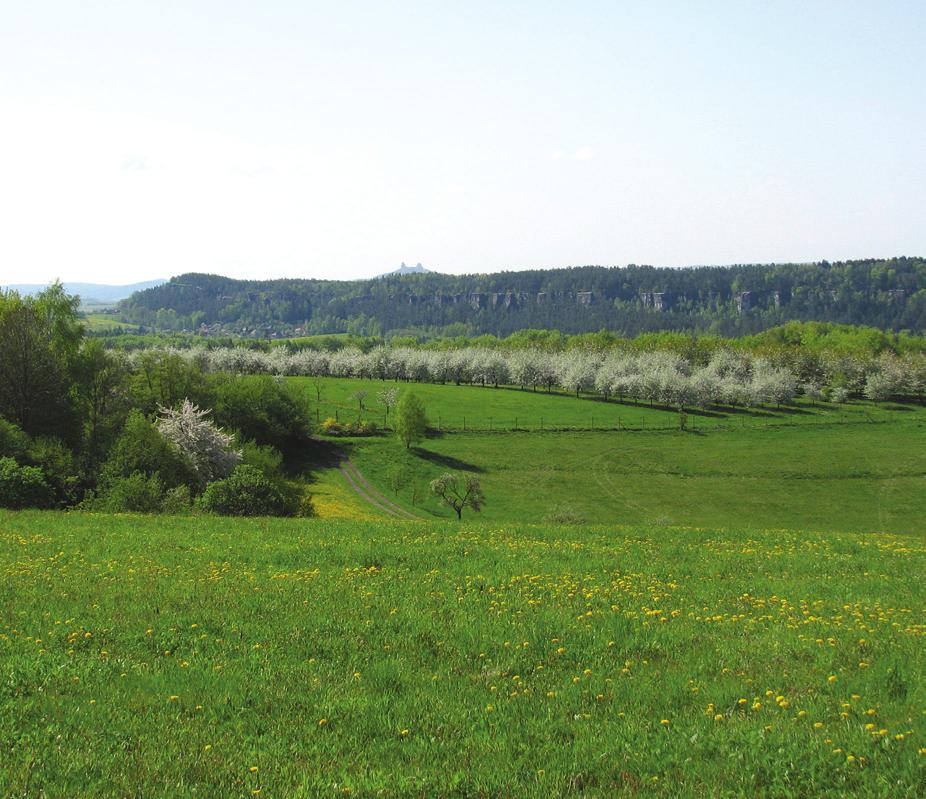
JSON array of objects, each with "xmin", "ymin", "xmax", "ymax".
[
  {"xmin": 767, "ymin": 404, "xmax": 816, "ymax": 416},
  {"xmin": 288, "ymin": 437, "xmax": 347, "ymax": 479},
  {"xmin": 413, "ymin": 448, "xmax": 485, "ymax": 473}
]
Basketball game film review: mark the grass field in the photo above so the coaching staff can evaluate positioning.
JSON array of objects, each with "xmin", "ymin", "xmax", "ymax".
[
  {"xmin": 342, "ymin": 423, "xmax": 926, "ymax": 533},
  {"xmin": 80, "ymin": 314, "xmax": 140, "ymax": 333},
  {"xmin": 292, "ymin": 376, "xmax": 916, "ymax": 433},
  {"xmin": 296, "ymin": 378, "xmax": 926, "ymax": 534},
  {"xmin": 1, "ymin": 512, "xmax": 923, "ymax": 797}
]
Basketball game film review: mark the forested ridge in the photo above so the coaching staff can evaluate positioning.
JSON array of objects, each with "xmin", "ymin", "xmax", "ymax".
[{"xmin": 117, "ymin": 257, "xmax": 926, "ymax": 338}]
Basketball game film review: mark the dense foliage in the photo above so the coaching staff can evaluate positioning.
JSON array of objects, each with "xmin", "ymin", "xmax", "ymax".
[
  {"xmin": 0, "ymin": 285, "xmax": 316, "ymax": 515},
  {"xmin": 117, "ymin": 257, "xmax": 926, "ymax": 337},
  {"xmin": 198, "ymin": 464, "xmax": 294, "ymax": 517}
]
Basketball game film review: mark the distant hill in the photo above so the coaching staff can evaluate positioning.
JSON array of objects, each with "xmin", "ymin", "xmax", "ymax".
[
  {"xmin": 376, "ymin": 262, "xmax": 433, "ymax": 278},
  {"xmin": 3, "ymin": 279, "xmax": 167, "ymax": 304},
  {"xmin": 117, "ymin": 259, "xmax": 926, "ymax": 338}
]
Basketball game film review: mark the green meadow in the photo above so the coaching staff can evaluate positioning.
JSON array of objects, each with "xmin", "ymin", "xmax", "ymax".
[
  {"xmin": 293, "ymin": 376, "xmax": 911, "ymax": 433},
  {"xmin": 344, "ymin": 424, "xmax": 926, "ymax": 534},
  {"xmin": 294, "ymin": 377, "xmax": 926, "ymax": 535},
  {"xmin": 1, "ymin": 513, "xmax": 923, "ymax": 797},
  {"xmin": 2, "ymin": 376, "xmax": 924, "ymax": 796}
]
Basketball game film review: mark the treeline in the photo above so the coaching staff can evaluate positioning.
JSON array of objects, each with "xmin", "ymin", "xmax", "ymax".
[
  {"xmin": 0, "ymin": 286, "xmax": 316, "ymax": 515},
  {"xmin": 117, "ymin": 258, "xmax": 926, "ymax": 337},
  {"xmin": 125, "ymin": 340, "xmax": 926, "ymax": 408},
  {"xmin": 94, "ymin": 321, "xmax": 926, "ymax": 358}
]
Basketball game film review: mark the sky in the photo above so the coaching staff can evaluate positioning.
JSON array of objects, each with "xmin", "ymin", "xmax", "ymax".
[{"xmin": 1, "ymin": 1, "xmax": 924, "ymax": 285}]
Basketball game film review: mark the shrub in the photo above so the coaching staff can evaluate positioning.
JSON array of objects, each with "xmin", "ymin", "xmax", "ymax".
[
  {"xmin": 90, "ymin": 473, "xmax": 165, "ymax": 513},
  {"xmin": 212, "ymin": 375, "xmax": 313, "ymax": 456},
  {"xmin": 240, "ymin": 441, "xmax": 287, "ymax": 481},
  {"xmin": 296, "ymin": 491, "xmax": 316, "ymax": 518},
  {"xmin": 319, "ymin": 418, "xmax": 378, "ymax": 437},
  {"xmin": 102, "ymin": 410, "xmax": 196, "ymax": 490},
  {"xmin": 197, "ymin": 465, "xmax": 290, "ymax": 517},
  {"xmin": 320, "ymin": 417, "xmax": 344, "ymax": 435},
  {"xmin": 161, "ymin": 485, "xmax": 192, "ymax": 515},
  {"xmin": 239, "ymin": 441, "xmax": 301, "ymax": 515},
  {"xmin": 27, "ymin": 437, "xmax": 80, "ymax": 505},
  {"xmin": 0, "ymin": 457, "xmax": 55, "ymax": 509}
]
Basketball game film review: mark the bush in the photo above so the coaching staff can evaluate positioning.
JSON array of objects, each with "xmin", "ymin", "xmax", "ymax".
[
  {"xmin": 296, "ymin": 491, "xmax": 316, "ymax": 518},
  {"xmin": 320, "ymin": 417, "xmax": 344, "ymax": 435},
  {"xmin": 240, "ymin": 441, "xmax": 287, "ymax": 481},
  {"xmin": 197, "ymin": 465, "xmax": 291, "ymax": 517},
  {"xmin": 319, "ymin": 417, "xmax": 378, "ymax": 437},
  {"xmin": 239, "ymin": 441, "xmax": 301, "ymax": 514},
  {"xmin": 0, "ymin": 457, "xmax": 55, "ymax": 509},
  {"xmin": 88, "ymin": 472, "xmax": 165, "ymax": 513},
  {"xmin": 161, "ymin": 485, "xmax": 192, "ymax": 515},
  {"xmin": 27, "ymin": 437, "xmax": 80, "ymax": 505},
  {"xmin": 212, "ymin": 375, "xmax": 313, "ymax": 456},
  {"xmin": 102, "ymin": 410, "xmax": 196, "ymax": 490}
]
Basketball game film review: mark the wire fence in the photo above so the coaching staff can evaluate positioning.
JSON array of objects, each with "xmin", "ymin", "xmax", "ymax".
[{"xmin": 315, "ymin": 406, "xmax": 883, "ymax": 435}]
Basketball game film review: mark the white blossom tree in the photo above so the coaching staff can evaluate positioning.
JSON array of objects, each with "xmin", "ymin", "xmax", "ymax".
[{"xmin": 156, "ymin": 399, "xmax": 241, "ymax": 487}]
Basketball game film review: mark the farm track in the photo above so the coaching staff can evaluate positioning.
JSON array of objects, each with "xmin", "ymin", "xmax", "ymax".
[{"xmin": 338, "ymin": 457, "xmax": 420, "ymax": 520}]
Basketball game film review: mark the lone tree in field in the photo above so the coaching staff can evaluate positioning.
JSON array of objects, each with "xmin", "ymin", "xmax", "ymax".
[
  {"xmin": 395, "ymin": 392, "xmax": 427, "ymax": 449},
  {"xmin": 430, "ymin": 472, "xmax": 484, "ymax": 520}
]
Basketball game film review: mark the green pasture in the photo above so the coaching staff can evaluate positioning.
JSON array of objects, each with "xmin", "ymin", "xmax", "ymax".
[
  {"xmin": 291, "ymin": 376, "xmax": 918, "ymax": 433},
  {"xmin": 344, "ymin": 425, "xmax": 926, "ymax": 534},
  {"xmin": 81, "ymin": 314, "xmax": 141, "ymax": 333},
  {"xmin": 1, "ymin": 513, "xmax": 922, "ymax": 797}
]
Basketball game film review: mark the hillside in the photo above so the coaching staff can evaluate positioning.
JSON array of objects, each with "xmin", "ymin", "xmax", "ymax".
[
  {"xmin": 295, "ymin": 375, "xmax": 926, "ymax": 534},
  {"xmin": 116, "ymin": 258, "xmax": 926, "ymax": 338}
]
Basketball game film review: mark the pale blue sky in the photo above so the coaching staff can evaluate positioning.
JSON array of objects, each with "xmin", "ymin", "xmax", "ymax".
[{"xmin": 1, "ymin": 1, "xmax": 924, "ymax": 283}]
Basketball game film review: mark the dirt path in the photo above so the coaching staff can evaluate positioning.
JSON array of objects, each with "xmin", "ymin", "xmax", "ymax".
[{"xmin": 337, "ymin": 457, "xmax": 420, "ymax": 520}]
